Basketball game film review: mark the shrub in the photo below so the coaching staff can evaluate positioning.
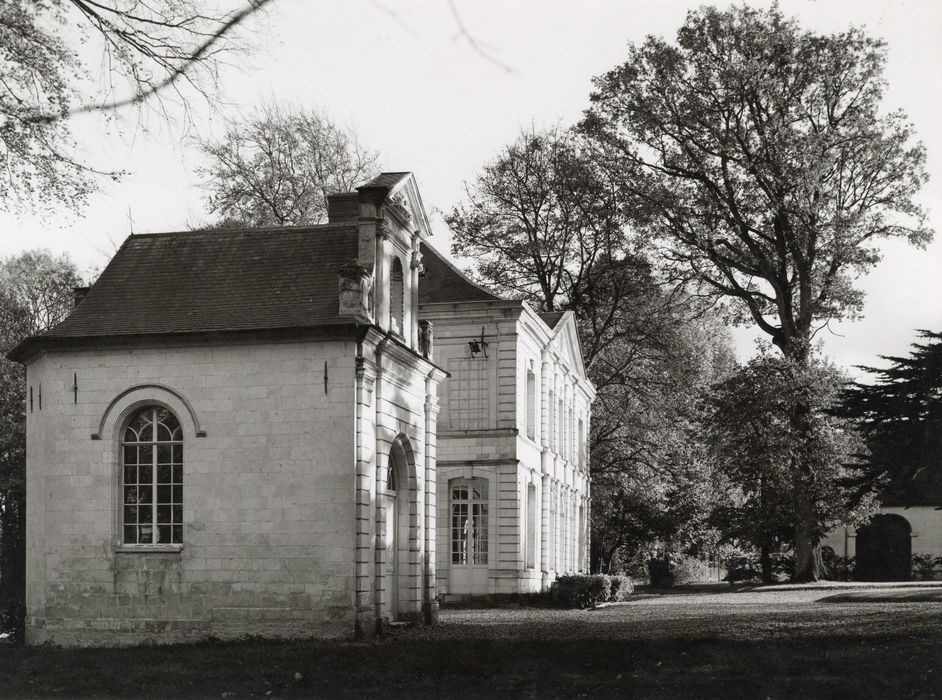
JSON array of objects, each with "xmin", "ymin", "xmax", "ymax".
[
  {"xmin": 647, "ymin": 558, "xmax": 675, "ymax": 588},
  {"xmin": 770, "ymin": 553, "xmax": 795, "ymax": 581},
  {"xmin": 828, "ymin": 555, "xmax": 855, "ymax": 581},
  {"xmin": 609, "ymin": 575, "xmax": 634, "ymax": 601},
  {"xmin": 822, "ymin": 553, "xmax": 854, "ymax": 581},
  {"xmin": 672, "ymin": 557, "xmax": 715, "ymax": 584},
  {"xmin": 551, "ymin": 574, "xmax": 625, "ymax": 609},
  {"xmin": 912, "ymin": 554, "xmax": 940, "ymax": 581},
  {"xmin": 722, "ymin": 556, "xmax": 758, "ymax": 585}
]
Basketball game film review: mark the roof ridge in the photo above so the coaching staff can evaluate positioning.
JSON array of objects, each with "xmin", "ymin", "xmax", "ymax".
[{"xmin": 129, "ymin": 223, "xmax": 356, "ymax": 239}]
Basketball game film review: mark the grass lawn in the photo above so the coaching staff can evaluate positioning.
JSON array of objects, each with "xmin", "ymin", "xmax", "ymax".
[{"xmin": 0, "ymin": 586, "xmax": 939, "ymax": 698}]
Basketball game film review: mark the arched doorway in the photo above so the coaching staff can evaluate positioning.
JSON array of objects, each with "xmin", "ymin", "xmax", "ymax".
[
  {"xmin": 855, "ymin": 514, "xmax": 912, "ymax": 582},
  {"xmin": 382, "ymin": 436, "xmax": 412, "ymax": 621}
]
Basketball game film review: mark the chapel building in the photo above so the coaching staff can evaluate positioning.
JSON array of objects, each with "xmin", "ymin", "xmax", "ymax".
[{"xmin": 10, "ymin": 172, "xmax": 594, "ymax": 647}]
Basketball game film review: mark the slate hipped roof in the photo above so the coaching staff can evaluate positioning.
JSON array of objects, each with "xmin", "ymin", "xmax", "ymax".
[
  {"xmin": 34, "ymin": 225, "xmax": 361, "ymax": 340},
  {"xmin": 9, "ymin": 220, "xmax": 501, "ymax": 361}
]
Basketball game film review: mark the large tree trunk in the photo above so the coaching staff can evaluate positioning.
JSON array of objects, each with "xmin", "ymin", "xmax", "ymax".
[
  {"xmin": 792, "ymin": 499, "xmax": 824, "ymax": 582},
  {"xmin": 781, "ymin": 337, "xmax": 825, "ymax": 583},
  {"xmin": 759, "ymin": 544, "xmax": 773, "ymax": 584}
]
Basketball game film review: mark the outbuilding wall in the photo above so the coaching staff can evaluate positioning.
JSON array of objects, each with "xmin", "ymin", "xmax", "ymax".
[
  {"xmin": 24, "ymin": 338, "xmax": 358, "ymax": 646},
  {"xmin": 822, "ymin": 506, "xmax": 942, "ymax": 561}
]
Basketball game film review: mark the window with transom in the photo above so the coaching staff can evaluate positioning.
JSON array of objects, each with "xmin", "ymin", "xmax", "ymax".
[
  {"xmin": 450, "ymin": 477, "xmax": 488, "ymax": 566},
  {"xmin": 122, "ymin": 406, "xmax": 183, "ymax": 545}
]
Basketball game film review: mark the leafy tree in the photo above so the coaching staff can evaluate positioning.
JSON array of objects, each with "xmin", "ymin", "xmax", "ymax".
[
  {"xmin": 590, "ymin": 310, "xmax": 734, "ymax": 576},
  {"xmin": 196, "ymin": 102, "xmax": 380, "ymax": 227},
  {"xmin": 838, "ymin": 330, "xmax": 942, "ymax": 504},
  {"xmin": 448, "ymin": 125, "xmax": 627, "ymax": 314},
  {"xmin": 0, "ymin": 0, "xmax": 270, "ymax": 214},
  {"xmin": 582, "ymin": 5, "xmax": 931, "ymax": 580},
  {"xmin": 0, "ymin": 251, "xmax": 82, "ymax": 641},
  {"xmin": 707, "ymin": 351, "xmax": 877, "ymax": 582}
]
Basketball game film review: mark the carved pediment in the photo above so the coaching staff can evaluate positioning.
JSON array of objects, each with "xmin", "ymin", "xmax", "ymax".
[{"xmin": 386, "ymin": 174, "xmax": 432, "ymax": 239}]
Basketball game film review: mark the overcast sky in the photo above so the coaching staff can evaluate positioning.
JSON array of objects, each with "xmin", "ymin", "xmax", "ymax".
[{"xmin": 1, "ymin": 0, "xmax": 939, "ymax": 374}]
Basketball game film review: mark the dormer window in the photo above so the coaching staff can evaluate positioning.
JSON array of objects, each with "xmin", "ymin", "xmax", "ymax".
[{"xmin": 390, "ymin": 256, "xmax": 404, "ymax": 336}]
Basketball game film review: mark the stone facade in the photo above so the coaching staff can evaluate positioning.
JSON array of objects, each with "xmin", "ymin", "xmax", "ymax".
[{"xmin": 420, "ymin": 300, "xmax": 595, "ymax": 597}]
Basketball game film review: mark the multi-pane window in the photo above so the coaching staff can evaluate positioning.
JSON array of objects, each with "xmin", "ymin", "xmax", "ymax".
[
  {"xmin": 525, "ymin": 369, "xmax": 536, "ymax": 440},
  {"xmin": 450, "ymin": 478, "xmax": 488, "ymax": 565},
  {"xmin": 548, "ymin": 390, "xmax": 555, "ymax": 448},
  {"xmin": 558, "ymin": 399, "xmax": 565, "ymax": 457},
  {"xmin": 446, "ymin": 358, "xmax": 488, "ymax": 430},
  {"xmin": 578, "ymin": 417, "xmax": 585, "ymax": 468},
  {"xmin": 551, "ymin": 484, "xmax": 560, "ymax": 569},
  {"xmin": 526, "ymin": 483, "xmax": 537, "ymax": 569},
  {"xmin": 122, "ymin": 406, "xmax": 183, "ymax": 545}
]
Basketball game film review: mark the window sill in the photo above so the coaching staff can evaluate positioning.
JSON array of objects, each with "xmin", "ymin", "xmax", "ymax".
[{"xmin": 114, "ymin": 544, "xmax": 183, "ymax": 554}]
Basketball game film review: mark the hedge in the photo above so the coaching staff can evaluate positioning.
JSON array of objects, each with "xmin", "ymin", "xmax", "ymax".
[{"xmin": 550, "ymin": 574, "xmax": 634, "ymax": 609}]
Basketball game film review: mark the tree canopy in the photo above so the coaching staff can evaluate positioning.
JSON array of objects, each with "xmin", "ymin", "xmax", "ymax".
[
  {"xmin": 838, "ymin": 330, "xmax": 942, "ymax": 505},
  {"xmin": 0, "ymin": 250, "xmax": 83, "ymax": 640},
  {"xmin": 196, "ymin": 102, "xmax": 380, "ymax": 227},
  {"xmin": 582, "ymin": 4, "xmax": 931, "ymax": 363},
  {"xmin": 0, "ymin": 0, "xmax": 269, "ymax": 214},
  {"xmin": 447, "ymin": 126, "xmax": 627, "ymax": 314},
  {"xmin": 708, "ymin": 350, "xmax": 876, "ymax": 581}
]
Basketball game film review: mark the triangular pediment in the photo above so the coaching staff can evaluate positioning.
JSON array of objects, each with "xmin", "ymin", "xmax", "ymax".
[
  {"xmin": 548, "ymin": 311, "xmax": 586, "ymax": 380},
  {"xmin": 386, "ymin": 173, "xmax": 434, "ymax": 239},
  {"xmin": 356, "ymin": 172, "xmax": 434, "ymax": 239}
]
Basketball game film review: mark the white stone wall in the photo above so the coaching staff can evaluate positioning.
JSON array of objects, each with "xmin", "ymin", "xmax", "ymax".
[
  {"xmin": 24, "ymin": 338, "xmax": 361, "ymax": 646},
  {"xmin": 822, "ymin": 506, "xmax": 942, "ymax": 560},
  {"xmin": 422, "ymin": 301, "xmax": 594, "ymax": 598},
  {"xmin": 353, "ymin": 333, "xmax": 443, "ymax": 633}
]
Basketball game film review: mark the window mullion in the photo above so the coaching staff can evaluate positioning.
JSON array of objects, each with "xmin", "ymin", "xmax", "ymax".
[{"xmin": 151, "ymin": 408, "xmax": 158, "ymax": 544}]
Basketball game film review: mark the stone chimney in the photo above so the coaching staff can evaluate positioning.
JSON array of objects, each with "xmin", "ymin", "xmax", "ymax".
[
  {"xmin": 73, "ymin": 286, "xmax": 90, "ymax": 308},
  {"xmin": 327, "ymin": 192, "xmax": 360, "ymax": 224}
]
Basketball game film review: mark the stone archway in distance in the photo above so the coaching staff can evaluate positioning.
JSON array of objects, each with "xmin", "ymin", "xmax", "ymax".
[{"xmin": 855, "ymin": 513, "xmax": 912, "ymax": 582}]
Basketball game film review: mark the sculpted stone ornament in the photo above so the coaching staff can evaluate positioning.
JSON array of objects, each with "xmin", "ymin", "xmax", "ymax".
[
  {"xmin": 418, "ymin": 320, "xmax": 434, "ymax": 359},
  {"xmin": 388, "ymin": 193, "xmax": 412, "ymax": 223},
  {"xmin": 338, "ymin": 259, "xmax": 374, "ymax": 322}
]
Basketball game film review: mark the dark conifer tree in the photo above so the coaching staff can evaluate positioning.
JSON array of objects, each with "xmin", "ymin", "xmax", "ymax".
[{"xmin": 839, "ymin": 331, "xmax": 942, "ymax": 505}]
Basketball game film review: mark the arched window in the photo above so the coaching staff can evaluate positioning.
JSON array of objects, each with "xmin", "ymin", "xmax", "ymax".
[
  {"xmin": 389, "ymin": 256, "xmax": 404, "ymax": 335},
  {"xmin": 122, "ymin": 406, "xmax": 183, "ymax": 545}
]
